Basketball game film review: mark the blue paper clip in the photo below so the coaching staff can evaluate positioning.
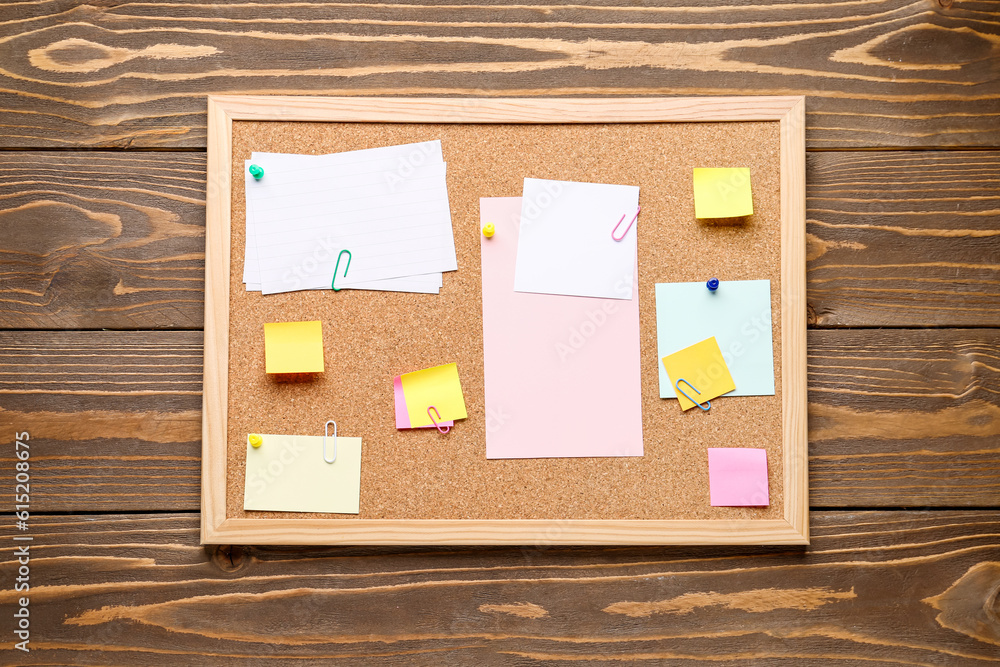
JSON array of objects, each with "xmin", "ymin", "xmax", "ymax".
[
  {"xmin": 332, "ymin": 249, "xmax": 351, "ymax": 291},
  {"xmin": 676, "ymin": 378, "xmax": 711, "ymax": 411},
  {"xmin": 323, "ymin": 420, "xmax": 337, "ymax": 463}
]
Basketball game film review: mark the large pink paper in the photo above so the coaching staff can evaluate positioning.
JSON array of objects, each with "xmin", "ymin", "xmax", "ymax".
[
  {"xmin": 707, "ymin": 448, "xmax": 769, "ymax": 506},
  {"xmin": 480, "ymin": 197, "xmax": 643, "ymax": 458},
  {"xmin": 393, "ymin": 375, "xmax": 453, "ymax": 430}
]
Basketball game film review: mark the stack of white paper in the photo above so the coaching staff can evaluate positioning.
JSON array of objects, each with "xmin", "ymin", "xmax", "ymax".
[{"xmin": 243, "ymin": 141, "xmax": 456, "ymax": 295}]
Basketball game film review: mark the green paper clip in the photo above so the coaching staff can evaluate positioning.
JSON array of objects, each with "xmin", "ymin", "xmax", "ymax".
[{"xmin": 332, "ymin": 249, "xmax": 351, "ymax": 291}]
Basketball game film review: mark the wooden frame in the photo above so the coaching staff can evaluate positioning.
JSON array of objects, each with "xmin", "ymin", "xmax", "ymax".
[{"xmin": 203, "ymin": 95, "xmax": 807, "ymax": 546}]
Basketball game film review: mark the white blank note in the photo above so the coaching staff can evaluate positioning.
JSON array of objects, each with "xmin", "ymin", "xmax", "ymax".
[{"xmin": 513, "ymin": 178, "xmax": 640, "ymax": 300}]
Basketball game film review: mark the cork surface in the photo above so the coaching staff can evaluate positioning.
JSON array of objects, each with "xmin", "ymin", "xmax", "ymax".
[{"xmin": 228, "ymin": 120, "xmax": 783, "ymax": 521}]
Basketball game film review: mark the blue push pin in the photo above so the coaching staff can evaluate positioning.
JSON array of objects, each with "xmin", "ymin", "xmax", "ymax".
[{"xmin": 706, "ymin": 278, "xmax": 720, "ymax": 292}]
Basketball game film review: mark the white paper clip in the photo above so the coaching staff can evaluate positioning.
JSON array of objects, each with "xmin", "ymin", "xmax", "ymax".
[{"xmin": 323, "ymin": 420, "xmax": 337, "ymax": 463}]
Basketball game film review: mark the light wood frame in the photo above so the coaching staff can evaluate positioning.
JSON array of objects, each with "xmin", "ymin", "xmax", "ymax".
[{"xmin": 203, "ymin": 95, "xmax": 808, "ymax": 546}]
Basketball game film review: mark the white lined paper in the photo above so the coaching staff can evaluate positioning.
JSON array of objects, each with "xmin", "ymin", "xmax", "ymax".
[{"xmin": 242, "ymin": 141, "xmax": 455, "ymax": 295}]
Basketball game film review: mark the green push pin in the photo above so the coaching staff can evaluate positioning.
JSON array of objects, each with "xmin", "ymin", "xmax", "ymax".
[{"xmin": 248, "ymin": 164, "xmax": 264, "ymax": 180}]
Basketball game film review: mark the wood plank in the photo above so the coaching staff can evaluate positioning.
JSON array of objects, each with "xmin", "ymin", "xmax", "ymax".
[
  {"xmin": 3, "ymin": 150, "xmax": 997, "ymax": 330},
  {"xmin": 213, "ymin": 93, "xmax": 807, "ymax": 123},
  {"xmin": 0, "ymin": 331, "xmax": 202, "ymax": 512},
  {"xmin": 807, "ymin": 151, "xmax": 1000, "ymax": 327},
  {"xmin": 1, "ymin": 511, "xmax": 997, "ymax": 663},
  {"xmin": 0, "ymin": 152, "xmax": 205, "ymax": 329},
  {"xmin": 808, "ymin": 329, "xmax": 1000, "ymax": 507},
  {"xmin": 2, "ymin": 329, "xmax": 997, "ymax": 513},
  {"xmin": 1, "ymin": 1, "xmax": 998, "ymax": 148}
]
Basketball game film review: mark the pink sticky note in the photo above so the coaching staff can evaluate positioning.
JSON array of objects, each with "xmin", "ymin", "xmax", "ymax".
[
  {"xmin": 707, "ymin": 448, "xmax": 769, "ymax": 506},
  {"xmin": 393, "ymin": 375, "xmax": 453, "ymax": 430},
  {"xmin": 480, "ymin": 197, "xmax": 643, "ymax": 458}
]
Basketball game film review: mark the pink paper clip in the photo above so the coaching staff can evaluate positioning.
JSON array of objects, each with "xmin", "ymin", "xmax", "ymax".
[
  {"xmin": 427, "ymin": 405, "xmax": 450, "ymax": 434},
  {"xmin": 612, "ymin": 206, "xmax": 641, "ymax": 241}
]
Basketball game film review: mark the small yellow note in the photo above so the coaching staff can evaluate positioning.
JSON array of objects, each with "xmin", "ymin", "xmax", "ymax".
[
  {"xmin": 400, "ymin": 362, "xmax": 468, "ymax": 428},
  {"xmin": 244, "ymin": 433, "xmax": 361, "ymax": 513},
  {"xmin": 692, "ymin": 167, "xmax": 753, "ymax": 218},
  {"xmin": 263, "ymin": 321, "xmax": 325, "ymax": 374},
  {"xmin": 662, "ymin": 337, "xmax": 736, "ymax": 410}
]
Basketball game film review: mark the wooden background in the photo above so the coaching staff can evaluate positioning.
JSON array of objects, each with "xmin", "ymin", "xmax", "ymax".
[{"xmin": 0, "ymin": 0, "xmax": 998, "ymax": 663}]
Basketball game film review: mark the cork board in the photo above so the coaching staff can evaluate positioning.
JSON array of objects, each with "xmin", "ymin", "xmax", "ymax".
[{"xmin": 202, "ymin": 96, "xmax": 808, "ymax": 545}]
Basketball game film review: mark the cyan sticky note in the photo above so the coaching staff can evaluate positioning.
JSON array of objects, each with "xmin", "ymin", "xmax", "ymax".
[{"xmin": 655, "ymin": 280, "xmax": 775, "ymax": 399}]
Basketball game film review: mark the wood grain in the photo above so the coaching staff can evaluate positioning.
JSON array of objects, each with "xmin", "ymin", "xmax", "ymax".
[
  {"xmin": 780, "ymin": 98, "xmax": 809, "ymax": 538},
  {"xmin": 809, "ymin": 329, "xmax": 1000, "ymax": 507},
  {"xmin": 202, "ymin": 96, "xmax": 232, "ymax": 541},
  {"xmin": 0, "ymin": 331, "xmax": 202, "ymax": 512},
  {"xmin": 2, "ymin": 150, "xmax": 996, "ymax": 330},
  {"xmin": 1, "ymin": 511, "xmax": 997, "ymax": 664},
  {"xmin": 1, "ymin": 1, "xmax": 998, "ymax": 148},
  {"xmin": 3, "ymin": 329, "xmax": 997, "ymax": 513},
  {"xmin": 213, "ymin": 93, "xmax": 806, "ymax": 123},
  {"xmin": 0, "ymin": 1, "xmax": 995, "ymax": 658},
  {"xmin": 807, "ymin": 151, "xmax": 1000, "ymax": 327},
  {"xmin": 0, "ymin": 152, "xmax": 205, "ymax": 329}
]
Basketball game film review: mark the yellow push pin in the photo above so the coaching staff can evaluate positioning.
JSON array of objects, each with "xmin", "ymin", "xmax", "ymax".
[
  {"xmin": 248, "ymin": 434, "xmax": 263, "ymax": 448},
  {"xmin": 482, "ymin": 223, "xmax": 495, "ymax": 238}
]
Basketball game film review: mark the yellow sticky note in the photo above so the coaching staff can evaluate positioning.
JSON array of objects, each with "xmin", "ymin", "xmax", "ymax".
[
  {"xmin": 693, "ymin": 167, "xmax": 753, "ymax": 218},
  {"xmin": 400, "ymin": 362, "xmax": 468, "ymax": 427},
  {"xmin": 244, "ymin": 434, "xmax": 361, "ymax": 513},
  {"xmin": 264, "ymin": 321, "xmax": 324, "ymax": 374},
  {"xmin": 661, "ymin": 337, "xmax": 736, "ymax": 411}
]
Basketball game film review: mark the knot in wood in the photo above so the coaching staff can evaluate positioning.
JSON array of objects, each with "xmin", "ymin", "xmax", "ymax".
[{"xmin": 211, "ymin": 545, "xmax": 248, "ymax": 572}]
